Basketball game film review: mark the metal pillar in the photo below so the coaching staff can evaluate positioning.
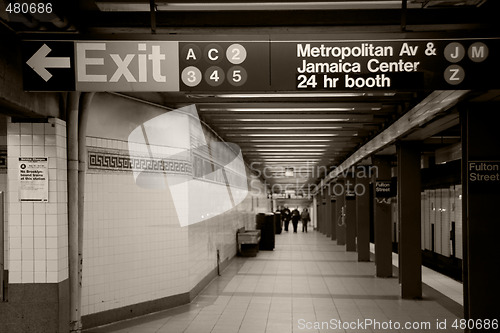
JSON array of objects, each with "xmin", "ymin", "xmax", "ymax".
[
  {"xmin": 335, "ymin": 179, "xmax": 346, "ymax": 246},
  {"xmin": 397, "ymin": 142, "xmax": 422, "ymax": 299},
  {"xmin": 356, "ymin": 174, "xmax": 370, "ymax": 261},
  {"xmin": 461, "ymin": 103, "xmax": 500, "ymax": 324},
  {"xmin": 372, "ymin": 157, "xmax": 393, "ymax": 277},
  {"xmin": 325, "ymin": 188, "xmax": 332, "ymax": 237},
  {"xmin": 345, "ymin": 188, "xmax": 357, "ymax": 252},
  {"xmin": 330, "ymin": 194, "xmax": 337, "ymax": 241}
]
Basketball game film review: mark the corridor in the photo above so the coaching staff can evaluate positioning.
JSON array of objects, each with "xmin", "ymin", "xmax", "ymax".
[{"xmin": 85, "ymin": 228, "xmax": 462, "ymax": 333}]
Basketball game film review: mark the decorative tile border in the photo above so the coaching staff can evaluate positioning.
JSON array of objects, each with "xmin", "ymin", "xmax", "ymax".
[
  {"xmin": 86, "ymin": 147, "xmax": 247, "ymax": 189},
  {"xmin": 192, "ymin": 154, "xmax": 248, "ymax": 189},
  {"xmin": 88, "ymin": 148, "xmax": 192, "ymax": 175},
  {"xmin": 0, "ymin": 148, "xmax": 6, "ymax": 170}
]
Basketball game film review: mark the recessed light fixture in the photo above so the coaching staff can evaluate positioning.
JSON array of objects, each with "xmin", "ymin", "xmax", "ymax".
[
  {"xmin": 227, "ymin": 118, "xmax": 353, "ymax": 122},
  {"xmin": 260, "ymin": 158, "xmax": 322, "ymax": 162},
  {"xmin": 253, "ymin": 148, "xmax": 327, "ymax": 152},
  {"xmin": 227, "ymin": 133, "xmax": 341, "ymax": 137},
  {"xmin": 220, "ymin": 126, "xmax": 343, "ymax": 130},
  {"xmin": 251, "ymin": 152, "xmax": 326, "ymax": 155},
  {"xmin": 223, "ymin": 108, "xmax": 355, "ymax": 112},
  {"xmin": 254, "ymin": 144, "xmax": 330, "ymax": 147},
  {"xmin": 245, "ymin": 139, "xmax": 335, "ymax": 142}
]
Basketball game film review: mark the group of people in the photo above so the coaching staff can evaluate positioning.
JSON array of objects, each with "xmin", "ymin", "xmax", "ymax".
[{"xmin": 280, "ymin": 206, "xmax": 311, "ymax": 233}]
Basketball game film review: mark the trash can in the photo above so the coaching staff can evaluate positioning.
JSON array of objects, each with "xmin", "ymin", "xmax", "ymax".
[
  {"xmin": 256, "ymin": 213, "xmax": 275, "ymax": 250},
  {"xmin": 274, "ymin": 212, "xmax": 282, "ymax": 234}
]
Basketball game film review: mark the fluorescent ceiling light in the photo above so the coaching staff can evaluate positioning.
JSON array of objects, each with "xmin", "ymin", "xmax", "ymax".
[
  {"xmin": 262, "ymin": 162, "xmax": 317, "ymax": 164},
  {"xmin": 159, "ymin": 1, "xmax": 411, "ymax": 11},
  {"xmin": 216, "ymin": 93, "xmax": 366, "ymax": 98},
  {"xmin": 246, "ymin": 139, "xmax": 334, "ymax": 142},
  {"xmin": 222, "ymin": 108, "xmax": 356, "ymax": 112},
  {"xmin": 271, "ymin": 170, "xmax": 315, "ymax": 173},
  {"xmin": 253, "ymin": 148, "xmax": 327, "ymax": 152},
  {"xmin": 96, "ymin": 1, "xmax": 419, "ymax": 12},
  {"xmin": 220, "ymin": 126, "xmax": 343, "ymax": 130},
  {"xmin": 261, "ymin": 158, "xmax": 322, "ymax": 161},
  {"xmin": 228, "ymin": 118, "xmax": 353, "ymax": 122},
  {"xmin": 266, "ymin": 166, "xmax": 316, "ymax": 169},
  {"xmin": 276, "ymin": 180, "xmax": 310, "ymax": 184},
  {"xmin": 205, "ymin": 92, "xmax": 395, "ymax": 98},
  {"xmin": 251, "ymin": 152, "xmax": 326, "ymax": 155},
  {"xmin": 254, "ymin": 144, "xmax": 329, "ymax": 147},
  {"xmin": 227, "ymin": 133, "xmax": 340, "ymax": 137}
]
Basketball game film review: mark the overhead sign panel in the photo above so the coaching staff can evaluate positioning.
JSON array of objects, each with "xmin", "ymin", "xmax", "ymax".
[
  {"xmin": 271, "ymin": 38, "xmax": 498, "ymax": 90},
  {"xmin": 178, "ymin": 42, "xmax": 270, "ymax": 91},
  {"xmin": 75, "ymin": 41, "xmax": 179, "ymax": 91},
  {"xmin": 22, "ymin": 36, "xmax": 500, "ymax": 92},
  {"xmin": 23, "ymin": 39, "xmax": 269, "ymax": 92}
]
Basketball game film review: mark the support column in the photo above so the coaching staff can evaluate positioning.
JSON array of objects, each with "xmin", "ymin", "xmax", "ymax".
[
  {"xmin": 372, "ymin": 157, "xmax": 393, "ymax": 277},
  {"xmin": 322, "ymin": 191, "xmax": 328, "ymax": 235},
  {"xmin": 325, "ymin": 188, "xmax": 332, "ymax": 237},
  {"xmin": 335, "ymin": 179, "xmax": 346, "ymax": 246},
  {"xmin": 319, "ymin": 191, "xmax": 326, "ymax": 234},
  {"xmin": 315, "ymin": 195, "xmax": 321, "ymax": 232},
  {"xmin": 461, "ymin": 103, "xmax": 500, "ymax": 323},
  {"xmin": 356, "ymin": 170, "xmax": 370, "ymax": 261},
  {"xmin": 3, "ymin": 118, "xmax": 70, "ymax": 332},
  {"xmin": 397, "ymin": 142, "xmax": 422, "ymax": 299},
  {"xmin": 316, "ymin": 196, "xmax": 321, "ymax": 231},
  {"xmin": 330, "ymin": 193, "xmax": 337, "ymax": 241},
  {"xmin": 345, "ymin": 193, "xmax": 356, "ymax": 251},
  {"xmin": 312, "ymin": 196, "xmax": 318, "ymax": 230}
]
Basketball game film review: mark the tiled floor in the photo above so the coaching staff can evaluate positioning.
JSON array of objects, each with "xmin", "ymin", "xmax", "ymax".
[
  {"xmin": 85, "ymin": 228, "xmax": 464, "ymax": 333},
  {"xmin": 368, "ymin": 243, "xmax": 464, "ymax": 306}
]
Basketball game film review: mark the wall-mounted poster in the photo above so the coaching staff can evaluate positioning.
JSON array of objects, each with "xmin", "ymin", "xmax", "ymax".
[{"xmin": 18, "ymin": 157, "xmax": 48, "ymax": 202}]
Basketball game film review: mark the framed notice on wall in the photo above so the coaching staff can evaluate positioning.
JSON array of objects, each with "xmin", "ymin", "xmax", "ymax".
[{"xmin": 18, "ymin": 157, "xmax": 48, "ymax": 202}]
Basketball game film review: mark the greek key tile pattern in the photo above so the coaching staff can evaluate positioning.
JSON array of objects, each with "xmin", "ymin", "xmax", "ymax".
[
  {"xmin": 88, "ymin": 148, "xmax": 192, "ymax": 175},
  {"xmin": 0, "ymin": 148, "xmax": 6, "ymax": 169}
]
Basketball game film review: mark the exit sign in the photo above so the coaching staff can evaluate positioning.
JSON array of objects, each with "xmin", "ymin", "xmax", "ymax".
[{"xmin": 22, "ymin": 35, "xmax": 500, "ymax": 92}]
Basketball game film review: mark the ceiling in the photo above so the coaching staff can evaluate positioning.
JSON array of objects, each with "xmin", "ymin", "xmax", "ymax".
[
  {"xmin": 2, "ymin": 0, "xmax": 499, "ymax": 199},
  {"xmin": 194, "ymin": 93, "xmax": 414, "ymax": 196}
]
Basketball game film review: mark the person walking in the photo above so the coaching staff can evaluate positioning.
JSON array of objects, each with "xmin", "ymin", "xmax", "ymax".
[
  {"xmin": 301, "ymin": 208, "xmax": 311, "ymax": 233},
  {"xmin": 282, "ymin": 206, "xmax": 291, "ymax": 232},
  {"xmin": 291, "ymin": 207, "xmax": 300, "ymax": 233}
]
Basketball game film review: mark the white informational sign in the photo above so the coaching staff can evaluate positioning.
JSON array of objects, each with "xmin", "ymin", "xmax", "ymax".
[{"xmin": 19, "ymin": 157, "xmax": 48, "ymax": 202}]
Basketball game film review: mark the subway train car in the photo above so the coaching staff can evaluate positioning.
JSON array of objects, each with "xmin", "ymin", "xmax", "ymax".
[{"xmin": 391, "ymin": 159, "xmax": 463, "ymax": 281}]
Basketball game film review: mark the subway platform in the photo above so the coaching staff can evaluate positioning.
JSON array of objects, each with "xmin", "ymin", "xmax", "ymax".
[{"xmin": 84, "ymin": 227, "xmax": 463, "ymax": 333}]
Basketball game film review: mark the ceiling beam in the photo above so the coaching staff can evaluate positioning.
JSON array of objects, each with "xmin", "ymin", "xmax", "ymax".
[
  {"xmin": 322, "ymin": 90, "xmax": 470, "ymax": 187},
  {"xmin": 82, "ymin": 6, "xmax": 498, "ymax": 29}
]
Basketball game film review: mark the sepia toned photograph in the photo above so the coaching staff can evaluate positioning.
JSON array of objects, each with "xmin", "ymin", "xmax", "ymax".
[{"xmin": 0, "ymin": 1, "xmax": 499, "ymax": 332}]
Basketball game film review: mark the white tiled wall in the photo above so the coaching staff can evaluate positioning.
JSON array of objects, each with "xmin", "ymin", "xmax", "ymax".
[
  {"xmin": 82, "ymin": 168, "xmax": 189, "ymax": 315},
  {"xmin": 82, "ymin": 138, "xmax": 268, "ymax": 316},
  {"xmin": 187, "ymin": 191, "xmax": 259, "ymax": 291},
  {"xmin": 6, "ymin": 118, "xmax": 68, "ymax": 284},
  {"xmin": 81, "ymin": 94, "xmax": 270, "ymax": 316}
]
